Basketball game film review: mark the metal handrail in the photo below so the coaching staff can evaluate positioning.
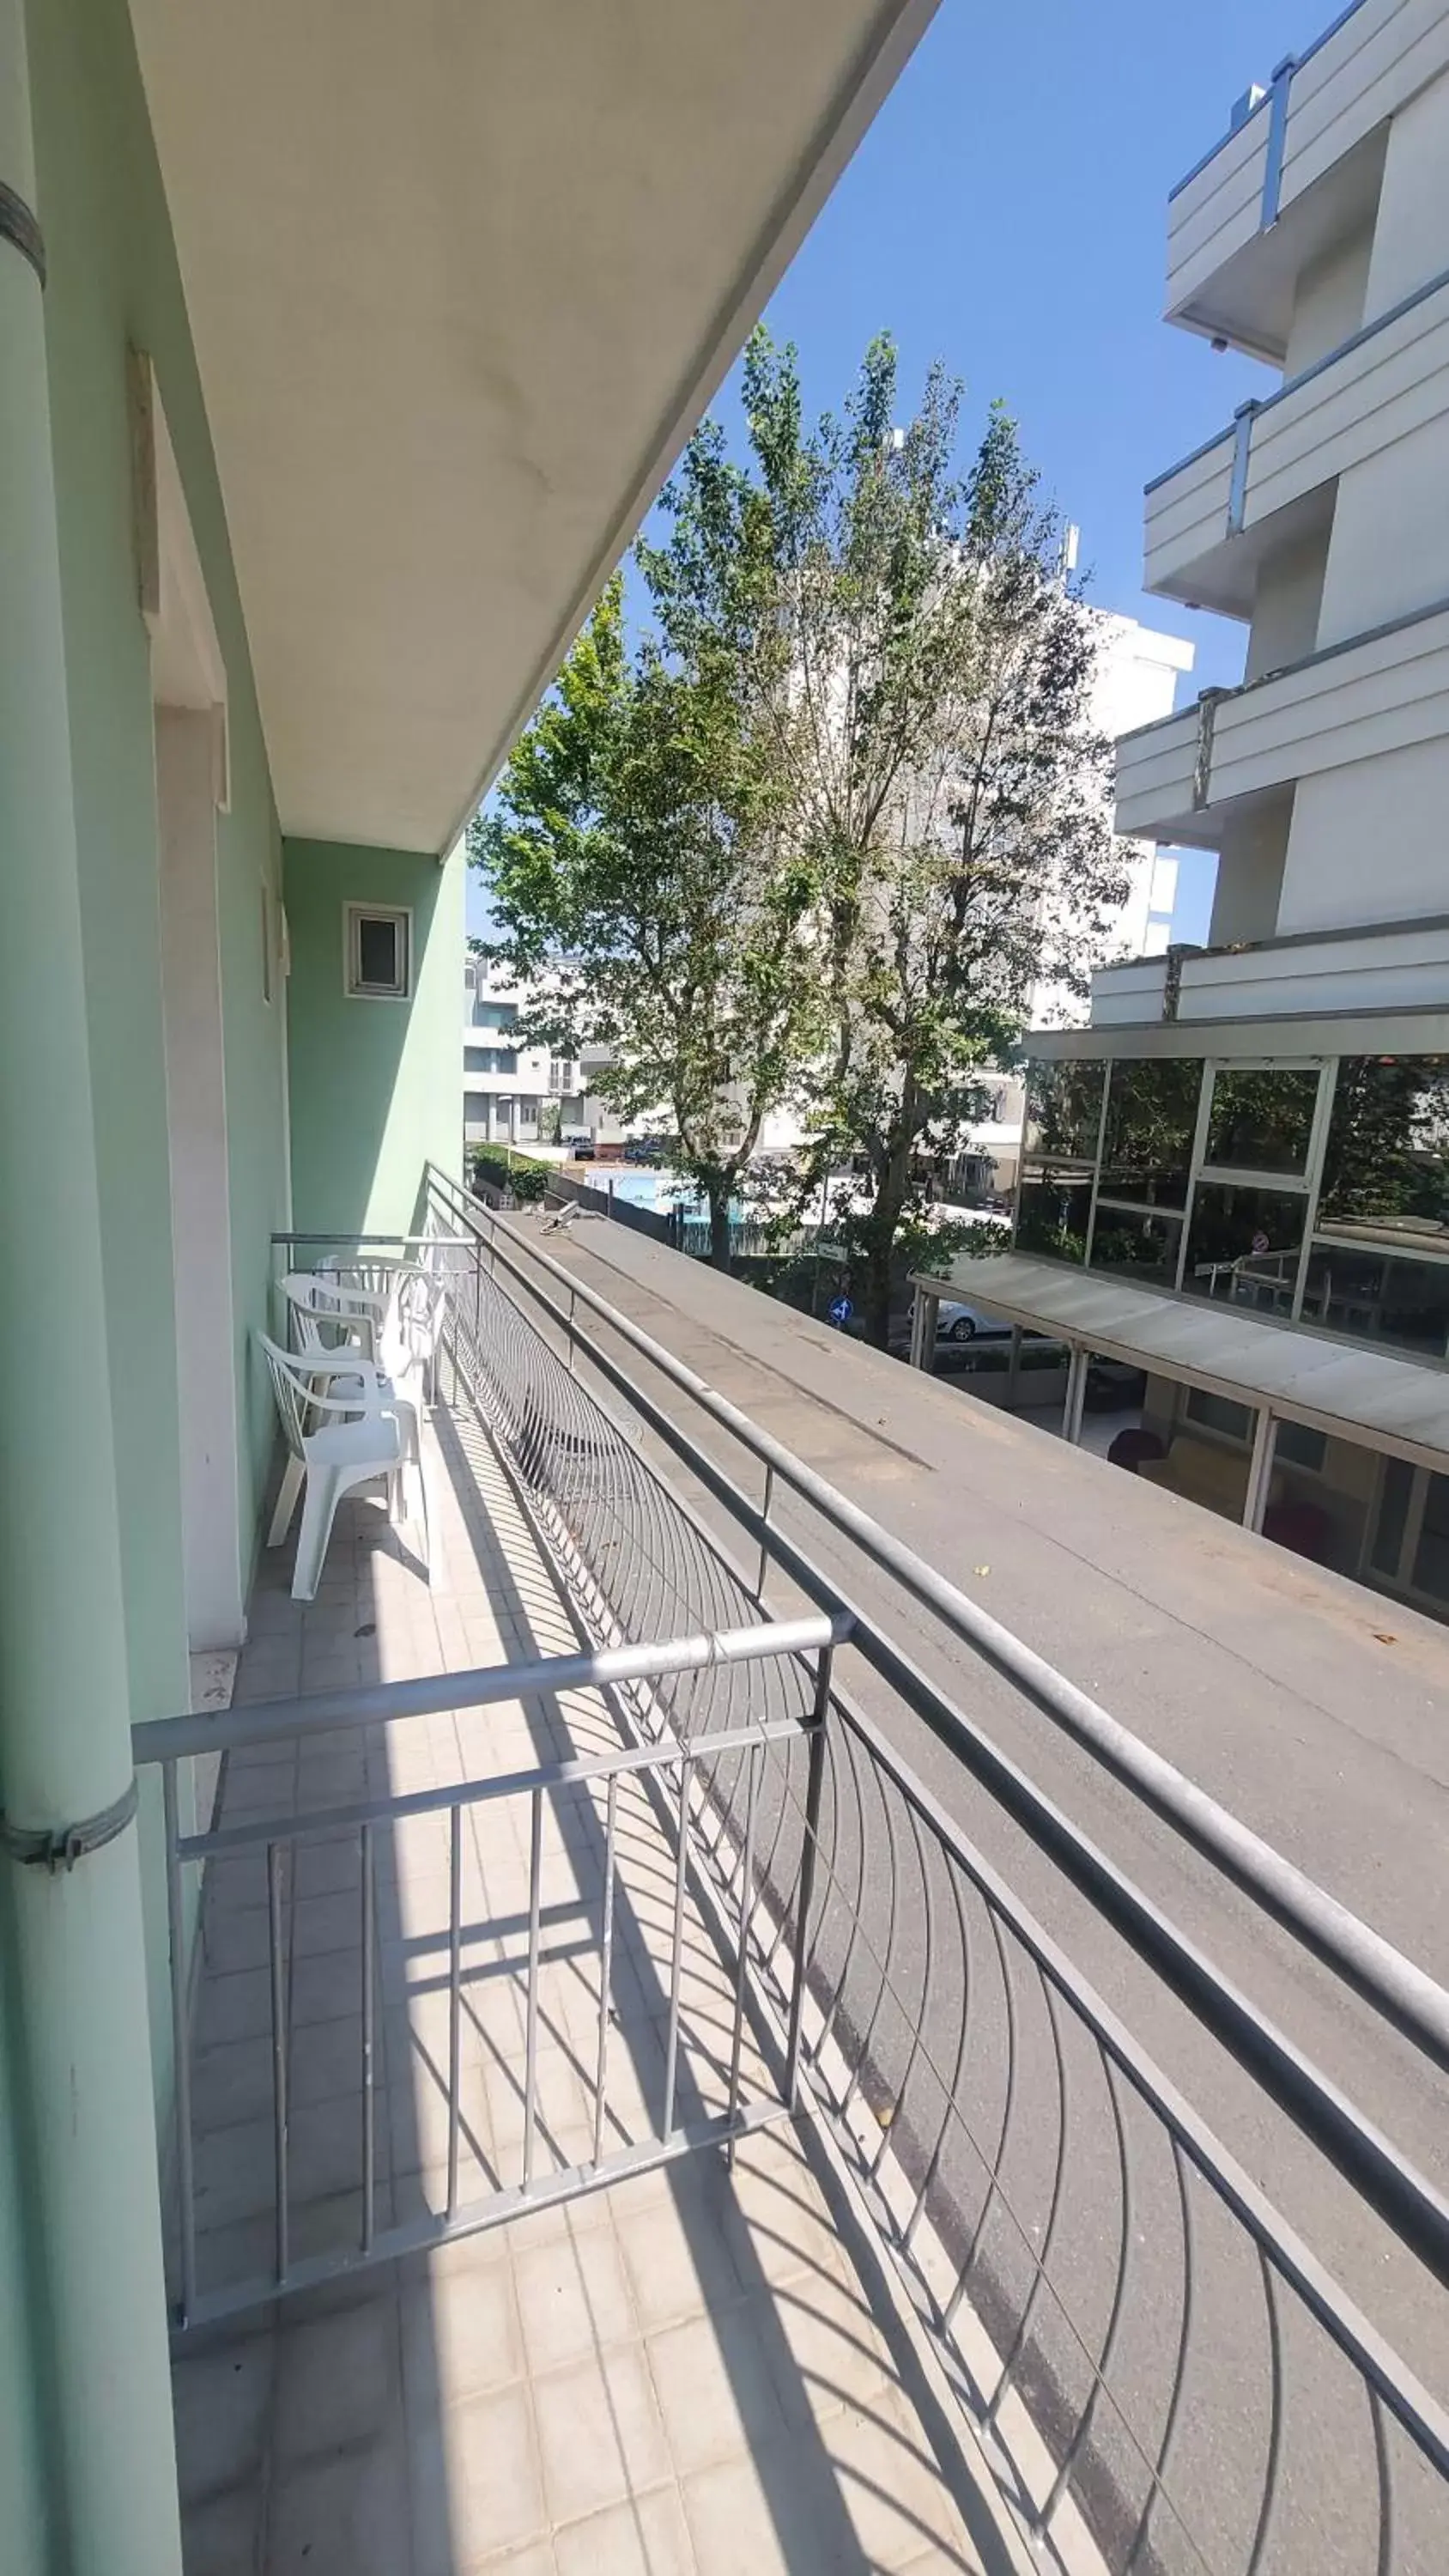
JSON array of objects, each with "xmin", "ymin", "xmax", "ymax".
[
  {"xmin": 421, "ymin": 1169, "xmax": 1449, "ymax": 2081},
  {"xmin": 136, "ymin": 1614, "xmax": 834, "ymax": 2330},
  {"xmin": 132, "ymin": 1615, "xmax": 846, "ymax": 1763}
]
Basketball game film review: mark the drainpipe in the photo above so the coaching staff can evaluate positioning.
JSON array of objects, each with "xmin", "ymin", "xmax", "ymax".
[{"xmin": 0, "ymin": 6, "xmax": 184, "ymax": 2570}]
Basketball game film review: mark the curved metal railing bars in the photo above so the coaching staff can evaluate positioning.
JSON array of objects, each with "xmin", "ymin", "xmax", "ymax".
[{"xmin": 411, "ymin": 1177, "xmax": 1449, "ymax": 2576}]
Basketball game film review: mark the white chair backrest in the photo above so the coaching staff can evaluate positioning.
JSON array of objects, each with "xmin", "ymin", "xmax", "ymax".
[
  {"xmin": 282, "ymin": 1274, "xmax": 372, "ymax": 1358},
  {"xmin": 259, "ymin": 1333, "xmax": 317, "ymax": 1461}
]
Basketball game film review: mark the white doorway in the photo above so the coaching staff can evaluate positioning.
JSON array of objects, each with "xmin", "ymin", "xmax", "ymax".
[{"xmin": 142, "ymin": 361, "xmax": 244, "ymax": 1650}]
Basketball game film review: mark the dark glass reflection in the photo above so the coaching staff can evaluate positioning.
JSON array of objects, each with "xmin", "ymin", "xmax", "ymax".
[
  {"xmin": 1016, "ymin": 1177, "xmax": 1092, "ymax": 1265},
  {"xmin": 1412, "ymin": 1473, "xmax": 1449, "ymax": 1606},
  {"xmin": 1024, "ymin": 1061, "xmax": 1106, "ymax": 1163},
  {"xmin": 1183, "ymin": 1185, "xmax": 1306, "ymax": 1309},
  {"xmin": 1371, "ymin": 1456, "xmax": 1414, "ymax": 1577},
  {"xmin": 1301, "ymin": 1246, "xmax": 1449, "ymax": 1357},
  {"xmin": 1205, "ymin": 1068, "xmax": 1320, "ymax": 1174},
  {"xmin": 1318, "ymin": 1055, "xmax": 1449, "ymax": 1240},
  {"xmin": 1099, "ymin": 1059, "xmax": 1202, "ymax": 1206},
  {"xmin": 1088, "ymin": 1208, "xmax": 1181, "ymax": 1287}
]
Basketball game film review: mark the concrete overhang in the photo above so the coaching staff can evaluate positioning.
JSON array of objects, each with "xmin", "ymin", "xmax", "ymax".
[{"xmin": 129, "ymin": 0, "xmax": 939, "ymax": 854}]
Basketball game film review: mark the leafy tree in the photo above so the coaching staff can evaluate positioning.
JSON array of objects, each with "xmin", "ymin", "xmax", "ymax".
[
  {"xmin": 641, "ymin": 331, "xmax": 1129, "ymax": 1343},
  {"xmin": 470, "ymin": 576, "xmax": 824, "ymax": 1267}
]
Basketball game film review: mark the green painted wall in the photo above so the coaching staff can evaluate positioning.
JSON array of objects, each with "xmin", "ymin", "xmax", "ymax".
[
  {"xmin": 0, "ymin": 1907, "xmax": 52, "ymax": 2573},
  {"xmin": 29, "ymin": 0, "xmax": 290, "ymax": 1712},
  {"xmin": 26, "ymin": 0, "xmax": 294, "ymax": 2187},
  {"xmin": 284, "ymin": 839, "xmax": 464, "ymax": 1237}
]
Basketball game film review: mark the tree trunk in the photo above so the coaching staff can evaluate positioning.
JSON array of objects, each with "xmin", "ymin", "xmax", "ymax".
[
  {"xmin": 707, "ymin": 1186, "xmax": 731, "ymax": 1271},
  {"xmin": 862, "ymin": 1218, "xmax": 895, "ymax": 1347}
]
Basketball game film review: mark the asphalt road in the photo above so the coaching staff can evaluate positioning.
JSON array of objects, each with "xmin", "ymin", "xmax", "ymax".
[{"xmin": 503, "ymin": 1217, "xmax": 1449, "ymax": 2573}]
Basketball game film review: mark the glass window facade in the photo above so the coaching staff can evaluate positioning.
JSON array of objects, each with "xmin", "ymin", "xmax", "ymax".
[
  {"xmin": 1025, "ymin": 1061, "xmax": 1106, "ymax": 1163},
  {"xmin": 1015, "ymin": 1048, "xmax": 1449, "ymax": 1368},
  {"xmin": 1300, "ymin": 1247, "xmax": 1449, "ymax": 1356},
  {"xmin": 1183, "ymin": 1184, "xmax": 1306, "ymax": 1310},
  {"xmin": 1016, "ymin": 1176, "xmax": 1093, "ymax": 1265},
  {"xmin": 1087, "ymin": 1207, "xmax": 1182, "ymax": 1286},
  {"xmin": 1318, "ymin": 1056, "xmax": 1449, "ymax": 1239},
  {"xmin": 1204, "ymin": 1068, "xmax": 1319, "ymax": 1175},
  {"xmin": 1098, "ymin": 1060, "xmax": 1198, "ymax": 1207}
]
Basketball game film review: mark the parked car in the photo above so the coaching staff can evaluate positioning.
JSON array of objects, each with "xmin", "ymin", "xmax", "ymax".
[{"xmin": 935, "ymin": 1297, "xmax": 1009, "ymax": 1344}]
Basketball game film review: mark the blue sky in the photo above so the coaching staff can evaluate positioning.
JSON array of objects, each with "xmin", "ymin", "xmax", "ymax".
[{"xmin": 471, "ymin": 0, "xmax": 1317, "ymax": 943}]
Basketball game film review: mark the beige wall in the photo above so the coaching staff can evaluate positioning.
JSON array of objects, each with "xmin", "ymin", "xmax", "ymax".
[
  {"xmin": 1209, "ymin": 793, "xmax": 1293, "ymax": 943},
  {"xmin": 1283, "ymin": 225, "xmax": 1373, "ymax": 374},
  {"xmin": 1278, "ymin": 735, "xmax": 1447, "ymax": 932},
  {"xmin": 1361, "ymin": 64, "xmax": 1449, "ymax": 318},
  {"xmin": 1245, "ymin": 524, "xmax": 1333, "ymax": 680},
  {"xmin": 1313, "ymin": 71, "xmax": 1449, "ymax": 643}
]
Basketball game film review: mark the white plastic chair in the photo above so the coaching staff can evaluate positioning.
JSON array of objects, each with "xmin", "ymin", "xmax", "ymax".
[
  {"xmin": 282, "ymin": 1275, "xmax": 430, "ymax": 1515},
  {"xmin": 316, "ymin": 1256, "xmax": 449, "ymax": 1401},
  {"xmin": 258, "ymin": 1334, "xmax": 412, "ymax": 1602}
]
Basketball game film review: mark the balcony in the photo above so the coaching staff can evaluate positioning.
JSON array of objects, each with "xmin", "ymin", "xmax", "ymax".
[
  {"xmin": 1088, "ymin": 914, "xmax": 1449, "ymax": 1027},
  {"xmin": 1114, "ymin": 594, "xmax": 1449, "ymax": 841},
  {"xmin": 1145, "ymin": 266, "xmax": 1449, "ymax": 616},
  {"xmin": 1164, "ymin": 0, "xmax": 1443, "ymax": 359},
  {"xmin": 130, "ymin": 1180, "xmax": 1449, "ymax": 2575}
]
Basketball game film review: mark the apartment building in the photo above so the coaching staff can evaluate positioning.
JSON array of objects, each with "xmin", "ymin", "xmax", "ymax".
[
  {"xmin": 961, "ymin": 605, "xmax": 1193, "ymax": 1198},
  {"xmin": 462, "ymin": 958, "xmax": 587, "ymax": 1150},
  {"xmin": 913, "ymin": 0, "xmax": 1449, "ymax": 1620}
]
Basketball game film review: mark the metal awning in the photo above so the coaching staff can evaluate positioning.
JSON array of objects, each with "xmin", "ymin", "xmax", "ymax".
[{"xmin": 909, "ymin": 1253, "xmax": 1449, "ymax": 1473}]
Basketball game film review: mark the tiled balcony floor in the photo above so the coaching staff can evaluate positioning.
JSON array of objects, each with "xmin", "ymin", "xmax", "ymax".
[{"xmin": 171, "ymin": 1396, "xmax": 1012, "ymax": 2575}]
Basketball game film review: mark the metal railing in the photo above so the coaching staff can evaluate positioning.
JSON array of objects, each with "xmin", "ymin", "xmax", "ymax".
[
  {"xmin": 134, "ymin": 1617, "xmax": 839, "ymax": 2330},
  {"xmin": 419, "ymin": 1164, "xmax": 1449, "ymax": 2574}
]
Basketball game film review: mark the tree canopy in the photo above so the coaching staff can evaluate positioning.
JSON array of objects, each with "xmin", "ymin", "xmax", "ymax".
[
  {"xmin": 470, "ymin": 572, "xmax": 823, "ymax": 1264},
  {"xmin": 471, "ymin": 327, "xmax": 1130, "ymax": 1328}
]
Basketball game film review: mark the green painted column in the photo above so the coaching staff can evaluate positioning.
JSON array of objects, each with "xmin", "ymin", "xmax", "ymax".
[{"xmin": 0, "ymin": 2, "xmax": 184, "ymax": 2568}]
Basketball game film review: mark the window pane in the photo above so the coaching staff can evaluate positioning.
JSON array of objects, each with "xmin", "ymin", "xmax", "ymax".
[
  {"xmin": 1205, "ymin": 1068, "xmax": 1319, "ymax": 1175},
  {"xmin": 1183, "ymin": 1387, "xmax": 1253, "ymax": 1442},
  {"xmin": 1088, "ymin": 1208, "xmax": 1181, "ymax": 1286},
  {"xmin": 1016, "ymin": 1177, "xmax": 1091, "ymax": 1265},
  {"xmin": 1099, "ymin": 1059, "xmax": 1202, "ymax": 1206},
  {"xmin": 1370, "ymin": 1456, "xmax": 1414, "ymax": 1577},
  {"xmin": 357, "ymin": 915, "xmax": 399, "ymax": 988},
  {"xmin": 1276, "ymin": 1419, "xmax": 1327, "ymax": 1472},
  {"xmin": 1024, "ymin": 1061, "xmax": 1106, "ymax": 1163},
  {"xmin": 1183, "ymin": 1184, "xmax": 1305, "ymax": 1309},
  {"xmin": 1300, "ymin": 1245, "xmax": 1449, "ymax": 1356},
  {"xmin": 1411, "ymin": 1473, "xmax": 1449, "ymax": 1605},
  {"xmin": 1318, "ymin": 1054, "xmax": 1449, "ymax": 1243}
]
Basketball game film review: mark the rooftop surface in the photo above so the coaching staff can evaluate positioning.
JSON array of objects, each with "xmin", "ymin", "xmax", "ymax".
[{"xmin": 521, "ymin": 1215, "xmax": 1449, "ymax": 2403}]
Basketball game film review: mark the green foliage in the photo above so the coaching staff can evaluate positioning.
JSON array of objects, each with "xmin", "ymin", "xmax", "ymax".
[
  {"xmin": 470, "ymin": 568, "xmax": 825, "ymax": 1267},
  {"xmin": 637, "ymin": 331, "xmax": 1126, "ymax": 1340},
  {"xmin": 471, "ymin": 1148, "xmax": 548, "ymax": 1204}
]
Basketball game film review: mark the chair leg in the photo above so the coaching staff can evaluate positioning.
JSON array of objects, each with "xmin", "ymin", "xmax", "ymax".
[
  {"xmin": 268, "ymin": 1453, "xmax": 305, "ymax": 1548},
  {"xmin": 292, "ymin": 1465, "xmax": 343, "ymax": 1602}
]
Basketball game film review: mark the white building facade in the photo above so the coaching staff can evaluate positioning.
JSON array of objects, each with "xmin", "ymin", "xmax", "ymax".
[
  {"xmin": 462, "ymin": 959, "xmax": 582, "ymax": 1151},
  {"xmin": 962, "ymin": 606, "xmax": 1194, "ymax": 1199},
  {"xmin": 917, "ymin": 0, "xmax": 1449, "ymax": 1622}
]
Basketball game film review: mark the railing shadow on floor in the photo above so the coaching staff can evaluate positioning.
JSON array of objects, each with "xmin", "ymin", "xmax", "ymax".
[
  {"xmin": 421, "ymin": 1384, "xmax": 1005, "ymax": 2573},
  {"xmin": 150, "ymin": 1428, "xmax": 1005, "ymax": 2571}
]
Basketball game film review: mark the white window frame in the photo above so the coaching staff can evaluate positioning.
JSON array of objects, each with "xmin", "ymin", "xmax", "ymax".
[{"xmin": 344, "ymin": 902, "xmax": 412, "ymax": 1000}]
